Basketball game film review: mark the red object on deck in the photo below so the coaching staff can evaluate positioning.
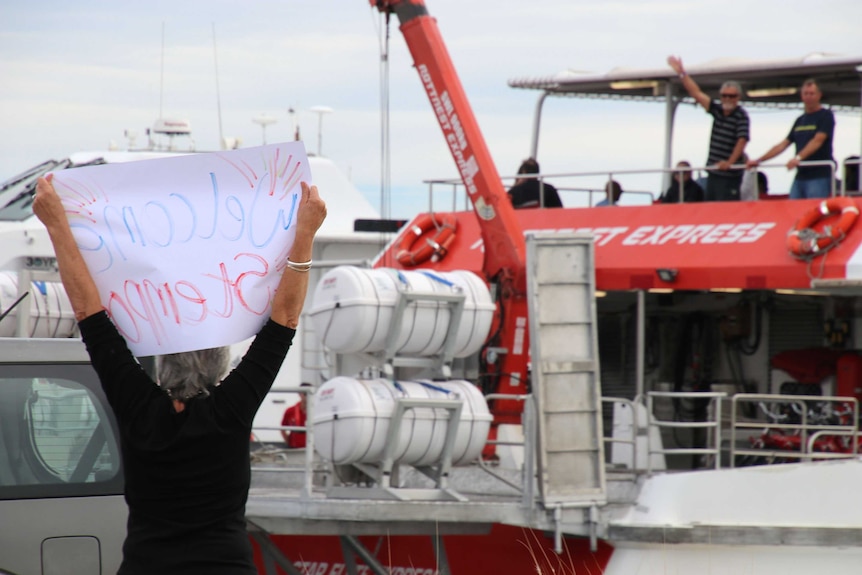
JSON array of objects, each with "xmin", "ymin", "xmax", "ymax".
[
  {"xmin": 836, "ymin": 352, "xmax": 862, "ymax": 402},
  {"xmin": 770, "ymin": 348, "xmax": 843, "ymax": 385},
  {"xmin": 786, "ymin": 197, "xmax": 860, "ymax": 258}
]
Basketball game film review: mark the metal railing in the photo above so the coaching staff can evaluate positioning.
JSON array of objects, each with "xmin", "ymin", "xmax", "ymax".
[
  {"xmin": 729, "ymin": 393, "xmax": 859, "ymax": 467},
  {"xmin": 646, "ymin": 390, "xmax": 727, "ymax": 474},
  {"xmin": 249, "ymin": 385, "xmax": 862, "ymax": 502},
  {"xmin": 601, "ymin": 396, "xmax": 640, "ymax": 474},
  {"xmin": 747, "ymin": 159, "xmax": 838, "ymax": 197},
  {"xmin": 423, "ymin": 167, "xmax": 682, "ymax": 210},
  {"xmin": 250, "ymin": 389, "xmax": 640, "ymax": 503},
  {"xmin": 807, "ymin": 429, "xmax": 860, "ymax": 459},
  {"xmin": 421, "ymin": 159, "xmax": 843, "ymax": 211},
  {"xmin": 474, "ymin": 393, "xmax": 537, "ymax": 506},
  {"xmin": 250, "ymin": 385, "xmax": 316, "ymax": 497}
]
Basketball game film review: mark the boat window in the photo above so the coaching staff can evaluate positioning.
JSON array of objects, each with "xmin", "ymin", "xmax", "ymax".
[
  {"xmin": 0, "ymin": 190, "xmax": 36, "ymax": 221},
  {"xmin": 0, "ymin": 158, "xmax": 104, "ymax": 222},
  {"xmin": 0, "ymin": 364, "xmax": 123, "ymax": 499},
  {"xmin": 0, "ymin": 176, "xmax": 37, "ymax": 222},
  {"xmin": 0, "ymin": 161, "xmax": 60, "ymax": 222}
]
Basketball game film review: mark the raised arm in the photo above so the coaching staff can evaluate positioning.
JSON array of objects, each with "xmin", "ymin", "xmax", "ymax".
[
  {"xmin": 667, "ymin": 56, "xmax": 710, "ymax": 111},
  {"xmin": 270, "ymin": 181, "xmax": 327, "ymax": 328},
  {"xmin": 33, "ymin": 175, "xmax": 104, "ymax": 321}
]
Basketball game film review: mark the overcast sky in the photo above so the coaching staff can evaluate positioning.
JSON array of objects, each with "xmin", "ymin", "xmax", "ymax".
[{"xmin": 2, "ymin": 0, "xmax": 860, "ymax": 217}]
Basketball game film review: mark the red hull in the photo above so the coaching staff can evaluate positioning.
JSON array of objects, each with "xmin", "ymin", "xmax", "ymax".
[{"xmin": 253, "ymin": 524, "xmax": 612, "ymax": 574}]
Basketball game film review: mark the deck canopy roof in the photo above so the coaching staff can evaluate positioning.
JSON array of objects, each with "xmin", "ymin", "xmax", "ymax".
[{"xmin": 509, "ymin": 53, "xmax": 862, "ymax": 111}]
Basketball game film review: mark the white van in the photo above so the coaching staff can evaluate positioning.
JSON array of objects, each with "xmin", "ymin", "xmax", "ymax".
[{"xmin": 0, "ymin": 338, "xmax": 127, "ymax": 574}]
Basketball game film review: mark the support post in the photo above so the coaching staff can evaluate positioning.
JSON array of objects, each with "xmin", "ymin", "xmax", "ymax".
[
  {"xmin": 636, "ymin": 289, "xmax": 645, "ymax": 399},
  {"xmin": 662, "ymin": 82, "xmax": 679, "ymax": 192},
  {"xmin": 530, "ymin": 92, "xmax": 550, "ymax": 160}
]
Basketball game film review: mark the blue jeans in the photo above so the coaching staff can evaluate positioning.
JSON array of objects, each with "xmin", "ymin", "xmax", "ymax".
[{"xmin": 790, "ymin": 177, "xmax": 832, "ymax": 199}]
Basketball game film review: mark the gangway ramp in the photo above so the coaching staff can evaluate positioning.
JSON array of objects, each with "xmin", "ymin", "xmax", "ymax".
[{"xmin": 525, "ymin": 232, "xmax": 606, "ymax": 506}]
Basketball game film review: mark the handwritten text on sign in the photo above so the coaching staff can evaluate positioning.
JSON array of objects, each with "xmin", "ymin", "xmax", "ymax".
[{"xmin": 51, "ymin": 142, "xmax": 310, "ymax": 356}]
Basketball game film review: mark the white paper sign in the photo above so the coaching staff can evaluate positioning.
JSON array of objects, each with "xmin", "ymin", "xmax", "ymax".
[{"xmin": 51, "ymin": 141, "xmax": 310, "ymax": 356}]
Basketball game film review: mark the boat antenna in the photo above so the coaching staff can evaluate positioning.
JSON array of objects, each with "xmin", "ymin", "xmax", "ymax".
[
  {"xmin": 364, "ymin": 7, "xmax": 394, "ymax": 262},
  {"xmin": 379, "ymin": 11, "xmax": 391, "ymax": 223},
  {"xmin": 212, "ymin": 22, "xmax": 225, "ymax": 150},
  {"xmin": 368, "ymin": 6, "xmax": 393, "ymax": 265},
  {"xmin": 288, "ymin": 106, "xmax": 300, "ymax": 141},
  {"xmin": 159, "ymin": 21, "xmax": 165, "ymax": 119},
  {"xmin": 308, "ymin": 106, "xmax": 333, "ymax": 156}
]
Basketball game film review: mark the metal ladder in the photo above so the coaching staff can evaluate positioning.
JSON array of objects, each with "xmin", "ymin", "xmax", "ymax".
[{"xmin": 525, "ymin": 232, "xmax": 607, "ymax": 507}]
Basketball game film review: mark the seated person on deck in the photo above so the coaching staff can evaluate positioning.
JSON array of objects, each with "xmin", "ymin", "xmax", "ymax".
[
  {"xmin": 596, "ymin": 180, "xmax": 623, "ymax": 206},
  {"xmin": 659, "ymin": 161, "xmax": 704, "ymax": 204},
  {"xmin": 507, "ymin": 158, "xmax": 563, "ymax": 209}
]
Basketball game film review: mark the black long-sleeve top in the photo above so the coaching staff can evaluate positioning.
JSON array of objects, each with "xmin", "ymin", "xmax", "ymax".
[
  {"xmin": 79, "ymin": 311, "xmax": 295, "ymax": 575},
  {"xmin": 659, "ymin": 179, "xmax": 705, "ymax": 204}
]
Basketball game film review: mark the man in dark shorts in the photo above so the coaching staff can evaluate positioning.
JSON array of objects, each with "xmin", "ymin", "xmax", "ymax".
[{"xmin": 667, "ymin": 55, "xmax": 749, "ymax": 202}]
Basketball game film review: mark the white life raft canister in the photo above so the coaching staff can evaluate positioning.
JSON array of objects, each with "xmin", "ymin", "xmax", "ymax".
[
  {"xmin": 0, "ymin": 272, "xmax": 77, "ymax": 338},
  {"xmin": 312, "ymin": 376, "xmax": 492, "ymax": 467},
  {"xmin": 308, "ymin": 266, "xmax": 494, "ymax": 358}
]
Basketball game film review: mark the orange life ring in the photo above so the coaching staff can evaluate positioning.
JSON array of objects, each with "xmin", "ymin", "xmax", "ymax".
[
  {"xmin": 787, "ymin": 197, "xmax": 859, "ymax": 258},
  {"xmin": 395, "ymin": 213, "xmax": 457, "ymax": 266}
]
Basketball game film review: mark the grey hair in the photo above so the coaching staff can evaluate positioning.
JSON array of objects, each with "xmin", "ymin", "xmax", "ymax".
[
  {"xmin": 721, "ymin": 80, "xmax": 742, "ymax": 95},
  {"xmin": 157, "ymin": 347, "xmax": 230, "ymax": 402}
]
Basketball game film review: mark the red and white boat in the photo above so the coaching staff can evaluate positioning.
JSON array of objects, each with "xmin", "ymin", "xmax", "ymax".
[
  {"xmin": 2, "ymin": 2, "xmax": 862, "ymax": 574},
  {"xmin": 244, "ymin": 2, "xmax": 862, "ymax": 575}
]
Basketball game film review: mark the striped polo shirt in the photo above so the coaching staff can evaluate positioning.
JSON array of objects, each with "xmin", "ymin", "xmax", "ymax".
[{"xmin": 706, "ymin": 100, "xmax": 750, "ymax": 177}]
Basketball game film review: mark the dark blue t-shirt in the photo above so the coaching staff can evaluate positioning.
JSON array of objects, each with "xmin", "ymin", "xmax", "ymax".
[{"xmin": 788, "ymin": 108, "xmax": 835, "ymax": 180}]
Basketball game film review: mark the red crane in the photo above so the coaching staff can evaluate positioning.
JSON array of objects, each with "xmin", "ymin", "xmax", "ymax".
[{"xmin": 370, "ymin": 0, "xmax": 531, "ymax": 424}]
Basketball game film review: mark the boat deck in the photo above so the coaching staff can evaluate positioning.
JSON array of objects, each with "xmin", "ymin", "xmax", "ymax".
[
  {"xmin": 248, "ymin": 448, "xmax": 862, "ymax": 549},
  {"xmin": 248, "ymin": 450, "xmax": 610, "ymax": 537}
]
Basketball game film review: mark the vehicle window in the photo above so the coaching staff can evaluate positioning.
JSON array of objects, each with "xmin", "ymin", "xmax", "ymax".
[
  {"xmin": 0, "ymin": 158, "xmax": 101, "ymax": 221},
  {"xmin": 0, "ymin": 170, "xmax": 41, "ymax": 222},
  {"xmin": 0, "ymin": 365, "xmax": 123, "ymax": 499},
  {"xmin": 0, "ymin": 186, "xmax": 36, "ymax": 221}
]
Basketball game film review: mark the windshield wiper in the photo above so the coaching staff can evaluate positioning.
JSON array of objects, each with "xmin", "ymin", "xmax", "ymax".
[
  {"xmin": 0, "ymin": 160, "xmax": 63, "ymax": 193},
  {"xmin": 0, "ymin": 157, "xmax": 107, "ymax": 216}
]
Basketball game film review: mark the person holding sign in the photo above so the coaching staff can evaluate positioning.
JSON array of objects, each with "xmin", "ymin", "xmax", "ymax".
[{"xmin": 33, "ymin": 174, "xmax": 326, "ymax": 575}]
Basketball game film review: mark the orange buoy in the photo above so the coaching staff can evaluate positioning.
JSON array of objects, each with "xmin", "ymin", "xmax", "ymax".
[
  {"xmin": 787, "ymin": 197, "xmax": 859, "ymax": 258},
  {"xmin": 394, "ymin": 213, "xmax": 457, "ymax": 266}
]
